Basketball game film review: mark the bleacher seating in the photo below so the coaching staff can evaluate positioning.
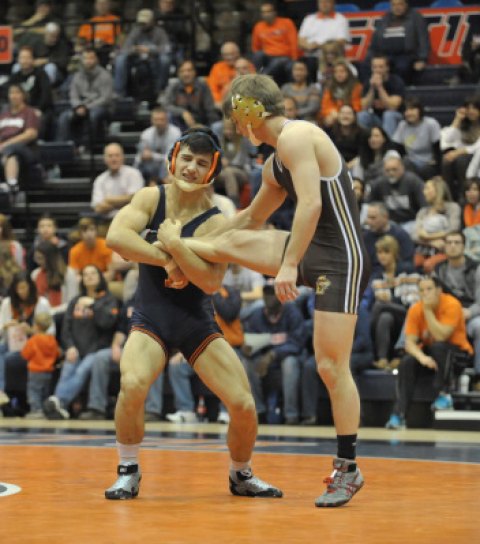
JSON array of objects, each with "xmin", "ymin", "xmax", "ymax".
[{"xmin": 1, "ymin": 0, "xmax": 479, "ymax": 427}]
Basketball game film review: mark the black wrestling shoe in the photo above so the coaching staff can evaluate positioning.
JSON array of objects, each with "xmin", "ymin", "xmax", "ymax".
[{"xmin": 229, "ymin": 468, "xmax": 283, "ymax": 498}]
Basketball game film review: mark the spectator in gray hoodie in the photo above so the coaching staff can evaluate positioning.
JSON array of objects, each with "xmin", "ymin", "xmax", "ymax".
[
  {"xmin": 56, "ymin": 48, "xmax": 112, "ymax": 149},
  {"xmin": 369, "ymin": 0, "xmax": 429, "ymax": 84}
]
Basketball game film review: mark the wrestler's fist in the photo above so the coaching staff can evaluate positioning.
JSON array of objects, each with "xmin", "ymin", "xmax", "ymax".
[{"xmin": 157, "ymin": 218, "xmax": 182, "ymax": 248}]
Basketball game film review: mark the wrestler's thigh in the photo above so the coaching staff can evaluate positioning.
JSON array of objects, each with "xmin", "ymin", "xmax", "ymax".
[
  {"xmin": 194, "ymin": 338, "xmax": 252, "ymax": 406},
  {"xmin": 120, "ymin": 330, "xmax": 167, "ymax": 386}
]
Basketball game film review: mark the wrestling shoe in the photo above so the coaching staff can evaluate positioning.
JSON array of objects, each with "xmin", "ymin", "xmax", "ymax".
[
  {"xmin": 105, "ymin": 463, "xmax": 142, "ymax": 500},
  {"xmin": 315, "ymin": 458, "xmax": 364, "ymax": 507},
  {"xmin": 43, "ymin": 396, "xmax": 70, "ymax": 420},
  {"xmin": 229, "ymin": 468, "xmax": 283, "ymax": 498}
]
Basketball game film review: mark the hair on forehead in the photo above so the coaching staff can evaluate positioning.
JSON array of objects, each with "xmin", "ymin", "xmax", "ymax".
[{"xmin": 229, "ymin": 74, "xmax": 284, "ymax": 116}]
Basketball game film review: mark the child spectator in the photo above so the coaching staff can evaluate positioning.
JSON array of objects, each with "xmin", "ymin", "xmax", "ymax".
[{"xmin": 21, "ymin": 312, "xmax": 59, "ymax": 418}]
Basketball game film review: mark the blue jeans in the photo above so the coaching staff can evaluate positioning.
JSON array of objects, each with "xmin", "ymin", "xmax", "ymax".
[
  {"xmin": 357, "ymin": 109, "xmax": 403, "ymax": 139},
  {"xmin": 301, "ymin": 355, "xmax": 319, "ymax": 419},
  {"xmin": 467, "ymin": 316, "xmax": 480, "ymax": 373},
  {"xmin": 114, "ymin": 52, "xmax": 171, "ymax": 96},
  {"xmin": 55, "ymin": 351, "xmax": 99, "ymax": 406},
  {"xmin": 86, "ymin": 347, "xmax": 164, "ymax": 415},
  {"xmin": 28, "ymin": 371, "xmax": 52, "ymax": 411},
  {"xmin": 243, "ymin": 354, "xmax": 301, "ymax": 419},
  {"xmin": 0, "ymin": 342, "xmax": 8, "ymax": 392},
  {"xmin": 167, "ymin": 356, "xmax": 228, "ymax": 413},
  {"xmin": 56, "ymin": 106, "xmax": 108, "ymax": 146}
]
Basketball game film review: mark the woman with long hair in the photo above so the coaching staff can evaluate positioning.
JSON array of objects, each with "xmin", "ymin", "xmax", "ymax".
[
  {"xmin": 463, "ymin": 178, "xmax": 480, "ymax": 228},
  {"xmin": 43, "ymin": 264, "xmax": 119, "ymax": 419},
  {"xmin": 31, "ymin": 240, "xmax": 78, "ymax": 315},
  {"xmin": 441, "ymin": 95, "xmax": 480, "ymax": 201},
  {"xmin": 0, "ymin": 271, "xmax": 53, "ymax": 406},
  {"xmin": 319, "ymin": 58, "xmax": 362, "ymax": 128},
  {"xmin": 413, "ymin": 176, "xmax": 461, "ymax": 272},
  {"xmin": 0, "ymin": 242, "xmax": 21, "ymax": 300},
  {"xmin": 0, "ymin": 213, "xmax": 25, "ymax": 269},
  {"xmin": 369, "ymin": 236, "xmax": 420, "ymax": 371},
  {"xmin": 326, "ymin": 104, "xmax": 368, "ymax": 168},
  {"xmin": 351, "ymin": 126, "xmax": 398, "ymax": 188},
  {"xmin": 281, "ymin": 60, "xmax": 321, "ymax": 121}
]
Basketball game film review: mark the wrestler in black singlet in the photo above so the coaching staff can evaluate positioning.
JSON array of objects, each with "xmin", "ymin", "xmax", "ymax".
[
  {"xmin": 272, "ymin": 132, "xmax": 371, "ymax": 313},
  {"xmin": 130, "ymin": 185, "xmax": 223, "ymax": 364}
]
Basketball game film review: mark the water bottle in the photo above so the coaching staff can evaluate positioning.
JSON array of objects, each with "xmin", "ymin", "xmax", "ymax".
[
  {"xmin": 196, "ymin": 395, "xmax": 207, "ymax": 422},
  {"xmin": 458, "ymin": 373, "xmax": 470, "ymax": 394}
]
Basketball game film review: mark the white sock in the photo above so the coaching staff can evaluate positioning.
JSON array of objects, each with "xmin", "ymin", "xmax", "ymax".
[
  {"xmin": 230, "ymin": 459, "xmax": 251, "ymax": 473},
  {"xmin": 117, "ymin": 441, "xmax": 141, "ymax": 465}
]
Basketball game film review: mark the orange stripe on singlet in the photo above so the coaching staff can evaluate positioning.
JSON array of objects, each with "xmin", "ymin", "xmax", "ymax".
[{"xmin": 188, "ymin": 333, "xmax": 224, "ymax": 366}]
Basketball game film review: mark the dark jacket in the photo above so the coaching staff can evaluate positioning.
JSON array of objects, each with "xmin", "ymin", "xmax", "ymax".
[
  {"xmin": 8, "ymin": 68, "xmax": 52, "ymax": 112},
  {"xmin": 61, "ymin": 292, "xmax": 119, "ymax": 358},
  {"xmin": 371, "ymin": 8, "xmax": 430, "ymax": 61},
  {"xmin": 363, "ymin": 221, "xmax": 415, "ymax": 275},
  {"xmin": 163, "ymin": 78, "xmax": 218, "ymax": 126},
  {"xmin": 369, "ymin": 171, "xmax": 426, "ymax": 224},
  {"xmin": 244, "ymin": 302, "xmax": 306, "ymax": 361}
]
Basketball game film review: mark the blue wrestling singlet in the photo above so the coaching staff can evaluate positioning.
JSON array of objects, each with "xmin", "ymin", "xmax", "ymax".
[
  {"xmin": 272, "ymin": 131, "xmax": 371, "ymax": 314},
  {"xmin": 130, "ymin": 185, "xmax": 223, "ymax": 364}
]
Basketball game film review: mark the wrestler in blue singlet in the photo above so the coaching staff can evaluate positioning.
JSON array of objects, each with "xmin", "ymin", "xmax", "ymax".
[{"xmin": 130, "ymin": 185, "xmax": 223, "ymax": 364}]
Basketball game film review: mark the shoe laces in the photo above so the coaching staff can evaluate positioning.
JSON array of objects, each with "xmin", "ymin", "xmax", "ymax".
[{"xmin": 323, "ymin": 470, "xmax": 345, "ymax": 493}]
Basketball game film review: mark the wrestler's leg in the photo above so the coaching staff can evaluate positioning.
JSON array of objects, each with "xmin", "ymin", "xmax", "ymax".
[
  {"xmin": 195, "ymin": 338, "xmax": 282, "ymax": 497},
  {"xmin": 185, "ymin": 229, "xmax": 289, "ymax": 277},
  {"xmin": 312, "ymin": 311, "xmax": 364, "ymax": 507},
  {"xmin": 115, "ymin": 331, "xmax": 167, "ymax": 445},
  {"xmin": 312, "ymin": 311, "xmax": 359, "ymax": 435},
  {"xmin": 105, "ymin": 331, "xmax": 167, "ymax": 500}
]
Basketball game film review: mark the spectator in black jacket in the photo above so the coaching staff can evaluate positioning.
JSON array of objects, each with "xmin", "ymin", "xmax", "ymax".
[
  {"xmin": 369, "ymin": 154, "xmax": 426, "ymax": 235},
  {"xmin": 163, "ymin": 60, "xmax": 219, "ymax": 131},
  {"xmin": 241, "ymin": 281, "xmax": 306, "ymax": 424},
  {"xmin": 43, "ymin": 264, "xmax": 119, "ymax": 419},
  {"xmin": 30, "ymin": 22, "xmax": 71, "ymax": 86},
  {"xmin": 363, "ymin": 201, "xmax": 415, "ymax": 275},
  {"xmin": 369, "ymin": 0, "xmax": 429, "ymax": 84},
  {"xmin": 9, "ymin": 46, "xmax": 52, "ymax": 114}
]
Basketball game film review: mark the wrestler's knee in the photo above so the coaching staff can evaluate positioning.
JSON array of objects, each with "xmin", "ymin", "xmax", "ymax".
[
  {"xmin": 225, "ymin": 389, "xmax": 256, "ymax": 419},
  {"xmin": 315, "ymin": 356, "xmax": 342, "ymax": 387},
  {"xmin": 119, "ymin": 370, "xmax": 149, "ymax": 407}
]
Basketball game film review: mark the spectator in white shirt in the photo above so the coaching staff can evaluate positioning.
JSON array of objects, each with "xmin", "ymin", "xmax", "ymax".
[
  {"xmin": 298, "ymin": 0, "xmax": 350, "ymax": 81},
  {"xmin": 91, "ymin": 143, "xmax": 144, "ymax": 220}
]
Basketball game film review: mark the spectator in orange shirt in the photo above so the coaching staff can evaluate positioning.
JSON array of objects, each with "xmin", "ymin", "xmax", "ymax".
[
  {"xmin": 77, "ymin": 0, "xmax": 121, "ymax": 65},
  {"xmin": 68, "ymin": 217, "xmax": 113, "ymax": 274},
  {"xmin": 21, "ymin": 312, "xmax": 59, "ymax": 418},
  {"xmin": 385, "ymin": 276, "xmax": 473, "ymax": 429},
  {"xmin": 320, "ymin": 59, "xmax": 362, "ymax": 128},
  {"xmin": 208, "ymin": 42, "xmax": 249, "ymax": 109},
  {"xmin": 251, "ymin": 3, "xmax": 298, "ymax": 86}
]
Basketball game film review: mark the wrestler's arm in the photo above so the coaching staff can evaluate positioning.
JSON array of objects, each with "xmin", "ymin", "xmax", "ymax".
[
  {"xmin": 277, "ymin": 127, "xmax": 322, "ymax": 270},
  {"xmin": 106, "ymin": 187, "xmax": 171, "ymax": 267},
  {"xmin": 157, "ymin": 215, "xmax": 227, "ymax": 295},
  {"xmin": 208, "ymin": 155, "xmax": 288, "ymax": 234}
]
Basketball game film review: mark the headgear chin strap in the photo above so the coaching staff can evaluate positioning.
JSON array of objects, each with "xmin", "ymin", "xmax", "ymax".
[
  {"xmin": 167, "ymin": 131, "xmax": 223, "ymax": 184},
  {"xmin": 171, "ymin": 176, "xmax": 214, "ymax": 193},
  {"xmin": 231, "ymin": 95, "xmax": 270, "ymax": 130}
]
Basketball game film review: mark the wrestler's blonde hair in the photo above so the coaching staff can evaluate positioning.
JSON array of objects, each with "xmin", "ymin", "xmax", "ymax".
[{"xmin": 223, "ymin": 74, "xmax": 284, "ymax": 118}]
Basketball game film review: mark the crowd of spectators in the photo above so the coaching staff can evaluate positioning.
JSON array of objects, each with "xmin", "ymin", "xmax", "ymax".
[{"xmin": 0, "ymin": 0, "xmax": 480, "ymax": 427}]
